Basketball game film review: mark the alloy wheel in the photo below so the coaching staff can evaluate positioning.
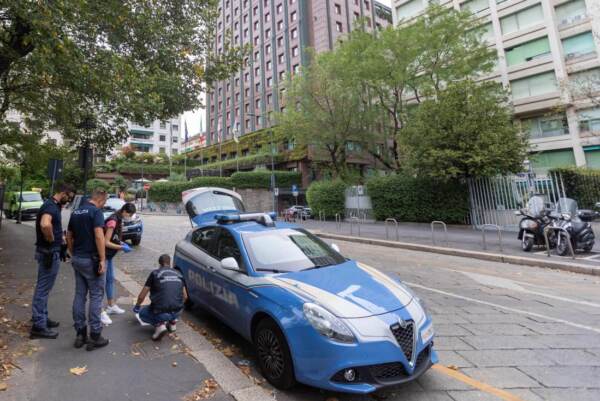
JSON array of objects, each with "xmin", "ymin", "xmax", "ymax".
[{"xmin": 256, "ymin": 329, "xmax": 285, "ymax": 379}]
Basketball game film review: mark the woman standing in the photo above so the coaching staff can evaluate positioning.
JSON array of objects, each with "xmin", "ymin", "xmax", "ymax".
[{"xmin": 101, "ymin": 202, "xmax": 136, "ymax": 325}]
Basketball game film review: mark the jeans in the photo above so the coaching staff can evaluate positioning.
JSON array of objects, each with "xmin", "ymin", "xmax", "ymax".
[
  {"xmin": 139, "ymin": 306, "xmax": 180, "ymax": 327},
  {"xmin": 105, "ymin": 258, "xmax": 115, "ymax": 301},
  {"xmin": 71, "ymin": 255, "xmax": 105, "ymax": 334},
  {"xmin": 31, "ymin": 250, "xmax": 61, "ymax": 329}
]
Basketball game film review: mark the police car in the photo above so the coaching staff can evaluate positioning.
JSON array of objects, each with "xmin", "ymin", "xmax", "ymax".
[{"xmin": 173, "ymin": 188, "xmax": 436, "ymax": 394}]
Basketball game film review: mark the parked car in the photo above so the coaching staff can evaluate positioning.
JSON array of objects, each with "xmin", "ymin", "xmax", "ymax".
[
  {"xmin": 102, "ymin": 198, "xmax": 143, "ymax": 245},
  {"xmin": 285, "ymin": 205, "xmax": 312, "ymax": 219},
  {"xmin": 3, "ymin": 191, "xmax": 44, "ymax": 220},
  {"xmin": 174, "ymin": 188, "xmax": 436, "ymax": 394}
]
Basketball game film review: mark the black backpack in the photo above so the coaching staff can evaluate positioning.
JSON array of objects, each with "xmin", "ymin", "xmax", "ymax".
[{"xmin": 104, "ymin": 212, "xmax": 122, "ymax": 259}]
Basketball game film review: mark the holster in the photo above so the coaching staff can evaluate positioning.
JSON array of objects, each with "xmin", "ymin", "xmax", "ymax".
[{"xmin": 38, "ymin": 248, "xmax": 55, "ymax": 269}]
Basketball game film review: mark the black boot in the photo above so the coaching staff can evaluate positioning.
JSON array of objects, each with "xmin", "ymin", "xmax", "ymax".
[
  {"xmin": 74, "ymin": 328, "xmax": 87, "ymax": 349},
  {"xmin": 86, "ymin": 332, "xmax": 109, "ymax": 351},
  {"xmin": 47, "ymin": 319, "xmax": 60, "ymax": 328},
  {"xmin": 30, "ymin": 326, "xmax": 58, "ymax": 339}
]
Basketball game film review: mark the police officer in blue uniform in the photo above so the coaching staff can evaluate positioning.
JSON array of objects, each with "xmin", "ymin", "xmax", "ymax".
[
  {"xmin": 30, "ymin": 183, "xmax": 75, "ymax": 339},
  {"xmin": 66, "ymin": 188, "xmax": 109, "ymax": 350},
  {"xmin": 133, "ymin": 254, "xmax": 188, "ymax": 341}
]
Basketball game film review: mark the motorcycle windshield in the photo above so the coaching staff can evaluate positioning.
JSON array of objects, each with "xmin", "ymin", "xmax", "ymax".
[
  {"xmin": 526, "ymin": 196, "xmax": 546, "ymax": 218},
  {"xmin": 556, "ymin": 198, "xmax": 578, "ymax": 216}
]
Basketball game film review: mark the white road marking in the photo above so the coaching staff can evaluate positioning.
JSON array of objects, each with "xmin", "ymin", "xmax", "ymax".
[
  {"xmin": 405, "ymin": 281, "xmax": 600, "ymax": 335},
  {"xmin": 455, "ymin": 270, "xmax": 600, "ymax": 309}
]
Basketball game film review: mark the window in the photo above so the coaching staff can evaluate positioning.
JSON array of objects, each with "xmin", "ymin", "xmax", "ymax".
[
  {"xmin": 520, "ymin": 114, "xmax": 569, "ymax": 139},
  {"xmin": 570, "ymin": 68, "xmax": 600, "ymax": 96},
  {"xmin": 364, "ymin": 0, "xmax": 370, "ymax": 11},
  {"xmin": 278, "ymin": 53, "xmax": 285, "ymax": 63},
  {"xmin": 395, "ymin": 0, "xmax": 424, "ymax": 21},
  {"xmin": 277, "ymin": 4, "xmax": 283, "ymax": 13},
  {"xmin": 265, "ymin": 12, "xmax": 270, "ymax": 22},
  {"xmin": 266, "ymin": 44, "xmax": 271, "ymax": 54},
  {"xmin": 159, "ymin": 122, "xmax": 166, "ymax": 129},
  {"xmin": 191, "ymin": 227, "xmax": 219, "ymax": 256},
  {"xmin": 500, "ymin": 5, "xmax": 544, "ymax": 35},
  {"xmin": 578, "ymin": 108, "xmax": 600, "ymax": 134},
  {"xmin": 555, "ymin": 0, "xmax": 587, "ymax": 27},
  {"xmin": 172, "ymin": 124, "xmax": 179, "ymax": 132},
  {"xmin": 562, "ymin": 31, "xmax": 596, "ymax": 59},
  {"xmin": 336, "ymin": 22, "xmax": 343, "ymax": 33},
  {"xmin": 159, "ymin": 135, "xmax": 166, "ymax": 142},
  {"xmin": 278, "ymin": 20, "xmax": 284, "ymax": 30},
  {"xmin": 461, "ymin": 0, "xmax": 489, "ymax": 14},
  {"xmin": 291, "ymin": 28, "xmax": 298, "ymax": 39},
  {"xmin": 293, "ymin": 64, "xmax": 300, "ymax": 73},
  {"xmin": 292, "ymin": 46, "xmax": 299, "ymax": 56},
  {"xmin": 510, "ymin": 71, "xmax": 558, "ymax": 99},
  {"xmin": 505, "ymin": 36, "xmax": 551, "ymax": 66},
  {"xmin": 277, "ymin": 36, "xmax": 284, "ymax": 47},
  {"xmin": 245, "ymin": 72, "xmax": 249, "ymax": 82},
  {"xmin": 266, "ymin": 60, "xmax": 272, "ymax": 70},
  {"xmin": 159, "ymin": 147, "xmax": 166, "ymax": 154},
  {"xmin": 265, "ymin": 28, "xmax": 271, "ymax": 39},
  {"xmin": 267, "ymin": 77, "xmax": 272, "ymax": 87},
  {"xmin": 267, "ymin": 93, "xmax": 272, "ymax": 104},
  {"xmin": 254, "ymin": 21, "xmax": 259, "ymax": 30},
  {"xmin": 172, "ymin": 137, "xmax": 178, "ymax": 143},
  {"xmin": 478, "ymin": 22, "xmax": 495, "ymax": 42},
  {"xmin": 335, "ymin": 4, "xmax": 342, "ymax": 14},
  {"xmin": 290, "ymin": 11, "xmax": 297, "ymax": 22}
]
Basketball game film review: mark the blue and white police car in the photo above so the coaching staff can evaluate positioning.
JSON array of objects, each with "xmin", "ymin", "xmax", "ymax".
[{"xmin": 174, "ymin": 187, "xmax": 436, "ymax": 394}]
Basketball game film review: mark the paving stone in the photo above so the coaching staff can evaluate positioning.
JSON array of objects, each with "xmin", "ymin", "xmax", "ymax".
[
  {"xmin": 462, "ymin": 314, "xmax": 532, "ymax": 324},
  {"xmin": 457, "ymin": 349, "xmax": 553, "ymax": 367},
  {"xmin": 519, "ymin": 366, "xmax": 600, "ymax": 388},
  {"xmin": 461, "ymin": 336, "xmax": 547, "ymax": 350},
  {"xmin": 382, "ymin": 391, "xmax": 455, "ymax": 401},
  {"xmin": 508, "ymin": 389, "xmax": 546, "ymax": 401},
  {"xmin": 433, "ymin": 324, "xmax": 473, "ymax": 337},
  {"xmin": 459, "ymin": 323, "xmax": 535, "ymax": 336},
  {"xmin": 430, "ymin": 314, "xmax": 471, "ymax": 324},
  {"xmin": 436, "ymin": 351, "xmax": 474, "ymax": 368},
  {"xmin": 460, "ymin": 367, "xmax": 540, "ymax": 388},
  {"xmin": 460, "ymin": 306, "xmax": 505, "ymax": 315},
  {"xmin": 447, "ymin": 390, "xmax": 509, "ymax": 401},
  {"xmin": 531, "ymin": 388, "xmax": 600, "ymax": 401},
  {"xmin": 434, "ymin": 336, "xmax": 475, "ymax": 351},
  {"xmin": 520, "ymin": 321, "xmax": 590, "ymax": 335},
  {"xmin": 417, "ymin": 370, "xmax": 472, "ymax": 391},
  {"xmin": 539, "ymin": 335, "xmax": 600, "ymax": 349},
  {"xmin": 543, "ymin": 349, "xmax": 600, "ymax": 366}
]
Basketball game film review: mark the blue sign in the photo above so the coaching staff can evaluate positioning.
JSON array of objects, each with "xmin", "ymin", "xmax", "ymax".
[{"xmin": 292, "ymin": 184, "xmax": 298, "ymax": 192}]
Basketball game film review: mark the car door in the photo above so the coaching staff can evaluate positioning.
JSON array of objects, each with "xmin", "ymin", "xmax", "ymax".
[
  {"xmin": 212, "ymin": 228, "xmax": 250, "ymax": 332},
  {"xmin": 186, "ymin": 226, "xmax": 224, "ymax": 315}
]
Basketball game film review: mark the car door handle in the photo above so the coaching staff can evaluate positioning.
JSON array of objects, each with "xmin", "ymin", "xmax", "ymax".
[{"xmin": 208, "ymin": 265, "xmax": 216, "ymax": 272}]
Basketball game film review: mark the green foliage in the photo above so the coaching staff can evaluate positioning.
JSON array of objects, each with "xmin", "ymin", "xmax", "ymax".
[
  {"xmin": 230, "ymin": 171, "xmax": 301, "ymax": 189},
  {"xmin": 367, "ymin": 175, "xmax": 469, "ymax": 223},
  {"xmin": 113, "ymin": 175, "xmax": 128, "ymax": 191},
  {"xmin": 167, "ymin": 173, "xmax": 187, "ymax": 182},
  {"xmin": 403, "ymin": 80, "xmax": 527, "ymax": 180},
  {"xmin": 0, "ymin": 1, "xmax": 247, "ymax": 151},
  {"xmin": 116, "ymin": 163, "xmax": 185, "ymax": 175},
  {"xmin": 86, "ymin": 178, "xmax": 110, "ymax": 192},
  {"xmin": 550, "ymin": 167, "xmax": 600, "ymax": 209},
  {"xmin": 306, "ymin": 180, "xmax": 347, "ymax": 219}
]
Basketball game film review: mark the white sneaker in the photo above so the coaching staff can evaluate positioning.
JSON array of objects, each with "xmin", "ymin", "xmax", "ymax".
[
  {"xmin": 167, "ymin": 320, "xmax": 177, "ymax": 333},
  {"xmin": 101, "ymin": 311, "xmax": 113, "ymax": 325},
  {"xmin": 106, "ymin": 304, "xmax": 126, "ymax": 315},
  {"xmin": 152, "ymin": 324, "xmax": 167, "ymax": 341}
]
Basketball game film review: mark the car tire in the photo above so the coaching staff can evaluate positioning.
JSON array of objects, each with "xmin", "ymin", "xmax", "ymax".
[
  {"xmin": 254, "ymin": 318, "xmax": 296, "ymax": 390},
  {"xmin": 131, "ymin": 237, "xmax": 141, "ymax": 246}
]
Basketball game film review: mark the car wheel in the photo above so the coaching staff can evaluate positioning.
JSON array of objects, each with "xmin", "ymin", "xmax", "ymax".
[
  {"xmin": 131, "ymin": 237, "xmax": 141, "ymax": 246},
  {"xmin": 254, "ymin": 318, "xmax": 296, "ymax": 390}
]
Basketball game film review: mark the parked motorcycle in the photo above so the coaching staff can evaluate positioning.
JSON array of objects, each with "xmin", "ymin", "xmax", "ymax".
[
  {"xmin": 515, "ymin": 195, "xmax": 556, "ymax": 252},
  {"xmin": 552, "ymin": 198, "xmax": 598, "ymax": 256}
]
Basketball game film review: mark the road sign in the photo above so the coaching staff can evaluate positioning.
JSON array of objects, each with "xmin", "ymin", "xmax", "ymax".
[
  {"xmin": 357, "ymin": 185, "xmax": 364, "ymax": 196},
  {"xmin": 274, "ymin": 187, "xmax": 279, "ymax": 196},
  {"xmin": 292, "ymin": 184, "xmax": 299, "ymax": 198}
]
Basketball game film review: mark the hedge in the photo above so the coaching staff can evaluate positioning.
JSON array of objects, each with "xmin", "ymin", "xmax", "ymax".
[
  {"xmin": 366, "ymin": 176, "xmax": 469, "ymax": 224},
  {"xmin": 306, "ymin": 180, "xmax": 347, "ymax": 219},
  {"xmin": 147, "ymin": 171, "xmax": 300, "ymax": 203},
  {"xmin": 550, "ymin": 167, "xmax": 600, "ymax": 209}
]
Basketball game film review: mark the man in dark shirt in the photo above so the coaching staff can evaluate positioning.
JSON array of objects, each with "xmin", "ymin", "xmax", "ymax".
[
  {"xmin": 30, "ymin": 183, "xmax": 75, "ymax": 339},
  {"xmin": 133, "ymin": 254, "xmax": 188, "ymax": 341},
  {"xmin": 66, "ymin": 188, "xmax": 109, "ymax": 351}
]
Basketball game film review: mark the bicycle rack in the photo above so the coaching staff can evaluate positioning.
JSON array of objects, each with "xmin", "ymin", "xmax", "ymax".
[
  {"xmin": 335, "ymin": 213, "xmax": 342, "ymax": 231},
  {"xmin": 385, "ymin": 218, "xmax": 399, "ymax": 241},
  {"xmin": 544, "ymin": 226, "xmax": 575, "ymax": 259},
  {"xmin": 481, "ymin": 224, "xmax": 503, "ymax": 252},
  {"xmin": 431, "ymin": 221, "xmax": 448, "ymax": 247},
  {"xmin": 349, "ymin": 216, "xmax": 361, "ymax": 237}
]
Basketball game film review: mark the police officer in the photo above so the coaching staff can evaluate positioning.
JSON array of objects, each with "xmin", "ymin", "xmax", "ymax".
[
  {"xmin": 133, "ymin": 254, "xmax": 188, "ymax": 341},
  {"xmin": 30, "ymin": 183, "xmax": 75, "ymax": 339},
  {"xmin": 66, "ymin": 188, "xmax": 109, "ymax": 351}
]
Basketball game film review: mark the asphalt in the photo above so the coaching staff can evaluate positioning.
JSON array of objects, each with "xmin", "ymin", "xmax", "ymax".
[{"xmin": 0, "ymin": 221, "xmax": 233, "ymax": 401}]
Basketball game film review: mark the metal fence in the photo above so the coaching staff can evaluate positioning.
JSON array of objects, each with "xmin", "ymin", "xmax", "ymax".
[{"xmin": 467, "ymin": 172, "xmax": 567, "ymax": 231}]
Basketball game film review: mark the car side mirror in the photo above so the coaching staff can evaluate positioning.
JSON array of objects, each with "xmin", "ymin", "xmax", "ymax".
[
  {"xmin": 221, "ymin": 257, "xmax": 241, "ymax": 271},
  {"xmin": 331, "ymin": 243, "xmax": 341, "ymax": 253}
]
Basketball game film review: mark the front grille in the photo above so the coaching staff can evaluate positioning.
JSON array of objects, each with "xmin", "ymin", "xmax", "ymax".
[
  {"xmin": 390, "ymin": 320, "xmax": 414, "ymax": 362},
  {"xmin": 369, "ymin": 345, "xmax": 431, "ymax": 382}
]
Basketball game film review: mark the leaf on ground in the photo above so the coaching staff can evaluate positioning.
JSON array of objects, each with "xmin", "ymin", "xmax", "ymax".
[
  {"xmin": 183, "ymin": 378, "xmax": 219, "ymax": 400},
  {"xmin": 222, "ymin": 346, "xmax": 235, "ymax": 357},
  {"xmin": 69, "ymin": 366, "xmax": 88, "ymax": 376},
  {"xmin": 172, "ymin": 361, "xmax": 178, "ymax": 367},
  {"xmin": 238, "ymin": 365, "xmax": 251, "ymax": 376},
  {"xmin": 0, "ymin": 382, "xmax": 7, "ymax": 391},
  {"xmin": 447, "ymin": 364, "xmax": 459, "ymax": 370}
]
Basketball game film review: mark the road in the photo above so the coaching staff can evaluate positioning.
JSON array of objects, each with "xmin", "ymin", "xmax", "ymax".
[{"xmin": 92, "ymin": 215, "xmax": 600, "ymax": 400}]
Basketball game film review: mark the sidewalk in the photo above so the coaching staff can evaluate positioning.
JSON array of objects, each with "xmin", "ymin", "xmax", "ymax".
[{"xmin": 0, "ymin": 222, "xmax": 232, "ymax": 401}]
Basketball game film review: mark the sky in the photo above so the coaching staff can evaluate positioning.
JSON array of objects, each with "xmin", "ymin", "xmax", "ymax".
[{"xmin": 182, "ymin": 0, "xmax": 394, "ymax": 137}]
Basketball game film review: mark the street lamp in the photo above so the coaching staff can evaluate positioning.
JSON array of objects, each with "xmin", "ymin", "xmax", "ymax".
[{"xmin": 232, "ymin": 122, "xmax": 240, "ymax": 172}]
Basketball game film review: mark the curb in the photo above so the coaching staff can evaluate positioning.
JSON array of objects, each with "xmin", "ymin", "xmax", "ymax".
[
  {"xmin": 313, "ymin": 231, "xmax": 600, "ymax": 276},
  {"xmin": 113, "ymin": 267, "xmax": 275, "ymax": 401}
]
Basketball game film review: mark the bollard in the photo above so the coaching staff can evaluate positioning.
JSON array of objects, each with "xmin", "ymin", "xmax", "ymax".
[
  {"xmin": 481, "ymin": 224, "xmax": 503, "ymax": 252},
  {"xmin": 431, "ymin": 221, "xmax": 448, "ymax": 247},
  {"xmin": 385, "ymin": 218, "xmax": 399, "ymax": 241}
]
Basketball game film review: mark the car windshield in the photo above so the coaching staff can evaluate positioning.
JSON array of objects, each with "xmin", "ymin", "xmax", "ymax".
[
  {"xmin": 20, "ymin": 193, "xmax": 42, "ymax": 202},
  {"xmin": 242, "ymin": 228, "xmax": 345, "ymax": 273},
  {"xmin": 104, "ymin": 198, "xmax": 125, "ymax": 211},
  {"xmin": 187, "ymin": 190, "xmax": 245, "ymax": 217}
]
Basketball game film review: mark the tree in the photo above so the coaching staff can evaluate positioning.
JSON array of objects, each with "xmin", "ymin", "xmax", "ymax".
[
  {"xmin": 0, "ymin": 1, "xmax": 246, "ymax": 151},
  {"xmin": 277, "ymin": 49, "xmax": 367, "ymax": 178},
  {"xmin": 403, "ymin": 80, "xmax": 527, "ymax": 180}
]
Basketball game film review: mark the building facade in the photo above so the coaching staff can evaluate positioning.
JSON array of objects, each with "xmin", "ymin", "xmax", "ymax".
[
  {"xmin": 182, "ymin": 133, "xmax": 208, "ymax": 153},
  {"xmin": 206, "ymin": 0, "xmax": 392, "ymax": 146},
  {"xmin": 392, "ymin": 0, "xmax": 600, "ymax": 170},
  {"xmin": 123, "ymin": 117, "xmax": 182, "ymax": 156}
]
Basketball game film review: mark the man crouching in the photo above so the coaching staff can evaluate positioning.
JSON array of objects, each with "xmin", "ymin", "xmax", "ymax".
[{"xmin": 133, "ymin": 254, "xmax": 188, "ymax": 341}]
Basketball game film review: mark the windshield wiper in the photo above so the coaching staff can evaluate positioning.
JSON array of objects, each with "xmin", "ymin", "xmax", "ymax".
[
  {"xmin": 301, "ymin": 263, "xmax": 332, "ymax": 271},
  {"xmin": 256, "ymin": 268, "xmax": 285, "ymax": 273}
]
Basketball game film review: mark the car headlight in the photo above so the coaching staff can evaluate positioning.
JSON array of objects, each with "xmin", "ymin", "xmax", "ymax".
[
  {"xmin": 420, "ymin": 321, "xmax": 435, "ymax": 344},
  {"xmin": 132, "ymin": 214, "xmax": 142, "ymax": 224},
  {"xmin": 303, "ymin": 303, "xmax": 355, "ymax": 343}
]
